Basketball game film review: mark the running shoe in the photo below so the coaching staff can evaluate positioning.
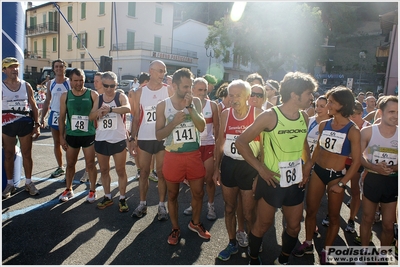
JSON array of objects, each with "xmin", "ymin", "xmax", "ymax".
[
  {"xmin": 293, "ymin": 241, "xmax": 314, "ymax": 257},
  {"xmin": 86, "ymin": 190, "xmax": 96, "ymax": 203},
  {"xmin": 236, "ymin": 230, "xmax": 249, "ymax": 247},
  {"xmin": 167, "ymin": 228, "xmax": 180, "ymax": 245},
  {"xmin": 345, "ymin": 219, "xmax": 356, "ymax": 233},
  {"xmin": 188, "ymin": 220, "xmax": 211, "ymax": 239},
  {"xmin": 2, "ymin": 184, "xmax": 16, "ymax": 199},
  {"xmin": 79, "ymin": 171, "xmax": 89, "ymax": 183},
  {"xmin": 51, "ymin": 166, "xmax": 65, "ymax": 178},
  {"xmin": 119, "ymin": 198, "xmax": 129, "ymax": 213},
  {"xmin": 148, "ymin": 170, "xmax": 158, "ymax": 182},
  {"xmin": 374, "ymin": 211, "xmax": 381, "ymax": 223},
  {"xmin": 346, "ymin": 197, "xmax": 352, "ymax": 207},
  {"xmin": 207, "ymin": 203, "xmax": 217, "ymax": 220},
  {"xmin": 217, "ymin": 243, "xmax": 238, "ymax": 261},
  {"xmin": 274, "ymin": 257, "xmax": 288, "ymax": 265},
  {"xmin": 131, "ymin": 203, "xmax": 147, "ymax": 218},
  {"xmin": 132, "ymin": 169, "xmax": 140, "ymax": 181},
  {"xmin": 322, "ymin": 215, "xmax": 330, "ymax": 227},
  {"xmin": 59, "ymin": 189, "xmax": 74, "ymax": 202},
  {"xmin": 158, "ymin": 205, "xmax": 169, "ymax": 221},
  {"xmin": 183, "ymin": 205, "xmax": 192, "ymax": 215},
  {"xmin": 97, "ymin": 196, "xmax": 113, "ymax": 209},
  {"xmin": 25, "ymin": 182, "xmax": 39, "ymax": 196}
]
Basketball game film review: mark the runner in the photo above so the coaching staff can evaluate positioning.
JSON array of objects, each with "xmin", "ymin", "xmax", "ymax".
[
  {"xmin": 2, "ymin": 57, "xmax": 40, "ymax": 198},
  {"xmin": 58, "ymin": 68, "xmax": 98, "ymax": 203},
  {"xmin": 155, "ymin": 68, "xmax": 211, "ymax": 245},
  {"xmin": 89, "ymin": 71, "xmax": 130, "ymax": 212},
  {"xmin": 236, "ymin": 72, "xmax": 316, "ymax": 264},
  {"xmin": 40, "ymin": 59, "xmax": 70, "ymax": 178}
]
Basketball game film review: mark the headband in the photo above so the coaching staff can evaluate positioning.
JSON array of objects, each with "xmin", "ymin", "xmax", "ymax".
[{"xmin": 265, "ymin": 81, "xmax": 278, "ymax": 91}]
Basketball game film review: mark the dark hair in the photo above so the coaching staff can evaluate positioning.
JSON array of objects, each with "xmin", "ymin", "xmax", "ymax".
[
  {"xmin": 265, "ymin": 79, "xmax": 279, "ymax": 91},
  {"xmin": 138, "ymin": 72, "xmax": 150, "ymax": 84},
  {"xmin": 326, "ymin": 86, "xmax": 355, "ymax": 117},
  {"xmin": 378, "ymin": 95, "xmax": 398, "ymax": 111},
  {"xmin": 316, "ymin": 95, "xmax": 327, "ymax": 102},
  {"xmin": 279, "ymin": 72, "xmax": 318, "ymax": 103},
  {"xmin": 69, "ymin": 68, "xmax": 85, "ymax": 79},
  {"xmin": 95, "ymin": 71, "xmax": 103, "ymax": 77},
  {"xmin": 172, "ymin": 68, "xmax": 194, "ymax": 86},
  {"xmin": 354, "ymin": 100, "xmax": 363, "ymax": 114},
  {"xmin": 365, "ymin": 91, "xmax": 374, "ymax": 97},
  {"xmin": 216, "ymin": 82, "xmax": 229, "ymax": 98},
  {"xmin": 52, "ymin": 59, "xmax": 67, "ymax": 70},
  {"xmin": 246, "ymin": 73, "xmax": 264, "ymax": 85}
]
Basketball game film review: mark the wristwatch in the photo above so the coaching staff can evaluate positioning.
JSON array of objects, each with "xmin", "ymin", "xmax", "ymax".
[
  {"xmin": 186, "ymin": 104, "xmax": 193, "ymax": 109},
  {"xmin": 338, "ymin": 181, "xmax": 346, "ymax": 188},
  {"xmin": 129, "ymin": 136, "xmax": 136, "ymax": 142}
]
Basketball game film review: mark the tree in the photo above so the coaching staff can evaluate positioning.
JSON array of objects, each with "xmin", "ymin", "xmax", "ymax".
[{"xmin": 205, "ymin": 2, "xmax": 327, "ymax": 74}]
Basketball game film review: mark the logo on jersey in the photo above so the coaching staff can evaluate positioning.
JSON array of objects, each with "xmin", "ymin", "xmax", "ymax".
[{"xmin": 277, "ymin": 129, "xmax": 307, "ymax": 134}]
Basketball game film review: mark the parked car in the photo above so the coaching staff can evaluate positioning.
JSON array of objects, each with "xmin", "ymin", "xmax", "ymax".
[
  {"xmin": 118, "ymin": 80, "xmax": 136, "ymax": 94},
  {"xmin": 38, "ymin": 67, "xmax": 97, "ymax": 90}
]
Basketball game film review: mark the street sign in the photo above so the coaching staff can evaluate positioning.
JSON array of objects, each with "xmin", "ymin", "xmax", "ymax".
[{"xmin": 347, "ymin": 78, "xmax": 353, "ymax": 89}]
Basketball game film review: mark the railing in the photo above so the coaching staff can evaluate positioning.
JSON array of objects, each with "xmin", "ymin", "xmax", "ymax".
[
  {"xmin": 112, "ymin": 41, "xmax": 197, "ymax": 58},
  {"xmin": 26, "ymin": 22, "xmax": 59, "ymax": 36}
]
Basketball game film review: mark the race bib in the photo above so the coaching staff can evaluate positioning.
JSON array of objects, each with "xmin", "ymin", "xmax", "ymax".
[
  {"xmin": 144, "ymin": 105, "xmax": 156, "ymax": 123},
  {"xmin": 307, "ymin": 137, "xmax": 318, "ymax": 156},
  {"xmin": 52, "ymin": 111, "xmax": 59, "ymax": 126},
  {"xmin": 319, "ymin": 130, "xmax": 346, "ymax": 154},
  {"xmin": 98, "ymin": 113, "xmax": 117, "ymax": 131},
  {"xmin": 372, "ymin": 151, "xmax": 398, "ymax": 166},
  {"xmin": 71, "ymin": 115, "xmax": 89, "ymax": 132},
  {"xmin": 7, "ymin": 100, "xmax": 28, "ymax": 111},
  {"xmin": 173, "ymin": 121, "xmax": 196, "ymax": 144},
  {"xmin": 224, "ymin": 134, "xmax": 243, "ymax": 160},
  {"xmin": 279, "ymin": 159, "xmax": 302, "ymax": 188}
]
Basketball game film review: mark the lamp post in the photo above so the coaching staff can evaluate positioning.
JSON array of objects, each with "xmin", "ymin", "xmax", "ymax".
[
  {"xmin": 357, "ymin": 51, "xmax": 366, "ymax": 91},
  {"xmin": 205, "ymin": 44, "xmax": 215, "ymax": 74}
]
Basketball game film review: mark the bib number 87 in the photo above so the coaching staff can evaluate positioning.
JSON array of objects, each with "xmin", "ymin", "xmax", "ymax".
[
  {"xmin": 324, "ymin": 137, "xmax": 337, "ymax": 150},
  {"xmin": 286, "ymin": 168, "xmax": 296, "ymax": 183}
]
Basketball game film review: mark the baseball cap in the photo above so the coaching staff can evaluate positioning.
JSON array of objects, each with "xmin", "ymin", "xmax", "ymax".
[{"xmin": 2, "ymin": 57, "xmax": 20, "ymax": 69}]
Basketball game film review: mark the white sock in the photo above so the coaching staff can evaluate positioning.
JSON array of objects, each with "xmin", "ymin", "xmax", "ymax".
[
  {"xmin": 140, "ymin": 201, "xmax": 146, "ymax": 205},
  {"xmin": 25, "ymin": 178, "xmax": 32, "ymax": 184},
  {"xmin": 119, "ymin": 195, "xmax": 125, "ymax": 200},
  {"xmin": 105, "ymin": 193, "xmax": 112, "ymax": 199},
  {"xmin": 159, "ymin": 201, "xmax": 165, "ymax": 207},
  {"xmin": 208, "ymin": 202, "xmax": 214, "ymax": 207},
  {"xmin": 305, "ymin": 240, "xmax": 312, "ymax": 245},
  {"xmin": 8, "ymin": 179, "xmax": 13, "ymax": 185}
]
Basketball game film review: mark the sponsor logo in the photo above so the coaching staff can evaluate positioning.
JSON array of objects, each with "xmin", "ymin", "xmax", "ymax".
[
  {"xmin": 289, "ymin": 135, "xmax": 298, "ymax": 139},
  {"xmin": 277, "ymin": 129, "xmax": 307, "ymax": 134}
]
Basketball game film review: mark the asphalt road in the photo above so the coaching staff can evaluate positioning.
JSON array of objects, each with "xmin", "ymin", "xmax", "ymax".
[{"xmin": 2, "ymin": 128, "xmax": 396, "ymax": 265}]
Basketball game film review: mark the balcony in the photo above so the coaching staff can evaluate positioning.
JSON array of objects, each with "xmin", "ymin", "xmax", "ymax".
[
  {"xmin": 26, "ymin": 22, "xmax": 59, "ymax": 37},
  {"xmin": 112, "ymin": 41, "xmax": 197, "ymax": 58}
]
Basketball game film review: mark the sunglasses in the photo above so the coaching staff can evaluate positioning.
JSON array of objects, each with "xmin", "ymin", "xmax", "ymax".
[
  {"xmin": 103, "ymin": 83, "xmax": 116, "ymax": 88},
  {"xmin": 250, "ymin": 92, "xmax": 264, "ymax": 98}
]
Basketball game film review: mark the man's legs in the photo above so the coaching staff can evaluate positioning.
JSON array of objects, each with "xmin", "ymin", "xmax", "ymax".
[
  {"xmin": 380, "ymin": 202, "xmax": 397, "ymax": 246},
  {"xmin": 97, "ymin": 153, "xmax": 111, "ymax": 194},
  {"xmin": 2, "ymin": 134, "xmax": 17, "ymax": 182},
  {"xmin": 166, "ymin": 181, "xmax": 180, "ymax": 229},
  {"xmin": 51, "ymin": 127, "xmax": 63, "ymax": 168},
  {"xmin": 138, "ymin": 149, "xmax": 152, "ymax": 201},
  {"xmin": 360, "ymin": 196, "xmax": 378, "ymax": 246},
  {"xmin": 18, "ymin": 134, "xmax": 33, "ymax": 180},
  {"xmin": 155, "ymin": 150, "xmax": 167, "ymax": 202},
  {"xmin": 113, "ymin": 149, "xmax": 128, "ymax": 197},
  {"xmin": 82, "ymin": 145, "xmax": 96, "ymax": 192},
  {"xmin": 240, "ymin": 189, "xmax": 256, "ymax": 234},
  {"xmin": 65, "ymin": 146, "xmax": 80, "ymax": 190},
  {"xmin": 188, "ymin": 177, "xmax": 205, "ymax": 225}
]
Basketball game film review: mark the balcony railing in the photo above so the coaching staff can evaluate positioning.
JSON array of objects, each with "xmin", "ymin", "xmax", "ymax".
[
  {"xmin": 112, "ymin": 41, "xmax": 197, "ymax": 58},
  {"xmin": 26, "ymin": 22, "xmax": 59, "ymax": 36}
]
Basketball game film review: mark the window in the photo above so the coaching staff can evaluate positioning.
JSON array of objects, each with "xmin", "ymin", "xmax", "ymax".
[
  {"xmin": 67, "ymin": 6, "xmax": 73, "ymax": 22},
  {"xmin": 30, "ymin": 16, "xmax": 37, "ymax": 28},
  {"xmin": 80, "ymin": 53, "xmax": 85, "ymax": 69},
  {"xmin": 77, "ymin": 32, "xmax": 87, "ymax": 49},
  {"xmin": 67, "ymin": 34, "xmax": 72, "ymax": 50},
  {"xmin": 154, "ymin": 36, "xmax": 161, "ymax": 52},
  {"xmin": 127, "ymin": 31, "xmax": 135, "ymax": 50},
  {"xmin": 155, "ymin": 7, "xmax": 162, "ymax": 23},
  {"xmin": 43, "ymin": 39, "xmax": 47, "ymax": 58},
  {"xmin": 52, "ymin": 37, "xmax": 57, "ymax": 52},
  {"xmin": 98, "ymin": 29, "xmax": 104, "ymax": 47},
  {"xmin": 81, "ymin": 3, "xmax": 86, "ymax": 19},
  {"xmin": 48, "ymin": 11, "xmax": 55, "ymax": 31},
  {"xmin": 43, "ymin": 14, "xmax": 46, "ymax": 24},
  {"xmin": 128, "ymin": 3, "xmax": 136, "ymax": 17},
  {"xmin": 99, "ymin": 2, "xmax": 105, "ymax": 15},
  {"xmin": 34, "ymin": 41, "xmax": 37, "ymax": 54}
]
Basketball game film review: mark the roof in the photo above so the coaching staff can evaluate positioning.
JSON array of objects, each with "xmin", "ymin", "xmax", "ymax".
[
  {"xmin": 173, "ymin": 19, "xmax": 209, "ymax": 30},
  {"xmin": 379, "ymin": 10, "xmax": 398, "ymax": 35}
]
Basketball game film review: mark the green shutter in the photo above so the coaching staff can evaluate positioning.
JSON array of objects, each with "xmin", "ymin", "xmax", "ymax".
[
  {"xmin": 68, "ymin": 35, "xmax": 72, "ymax": 50},
  {"xmin": 99, "ymin": 2, "xmax": 105, "ymax": 15},
  {"xmin": 127, "ymin": 31, "xmax": 135, "ymax": 50},
  {"xmin": 154, "ymin": 36, "xmax": 161, "ymax": 52},
  {"xmin": 99, "ymin": 29, "xmax": 104, "ymax": 46},
  {"xmin": 156, "ymin": 7, "xmax": 162, "ymax": 23},
  {"xmin": 68, "ymin": 6, "xmax": 72, "ymax": 22},
  {"xmin": 43, "ymin": 39, "xmax": 47, "ymax": 58},
  {"xmin": 34, "ymin": 41, "xmax": 37, "ymax": 54},
  {"xmin": 53, "ymin": 37, "xmax": 57, "ymax": 52},
  {"xmin": 128, "ymin": 3, "xmax": 136, "ymax": 17},
  {"xmin": 81, "ymin": 3, "xmax": 86, "ymax": 19}
]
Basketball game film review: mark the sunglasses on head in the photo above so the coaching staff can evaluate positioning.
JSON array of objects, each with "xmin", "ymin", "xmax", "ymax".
[
  {"xmin": 251, "ymin": 92, "xmax": 264, "ymax": 98},
  {"xmin": 103, "ymin": 83, "xmax": 116, "ymax": 88}
]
